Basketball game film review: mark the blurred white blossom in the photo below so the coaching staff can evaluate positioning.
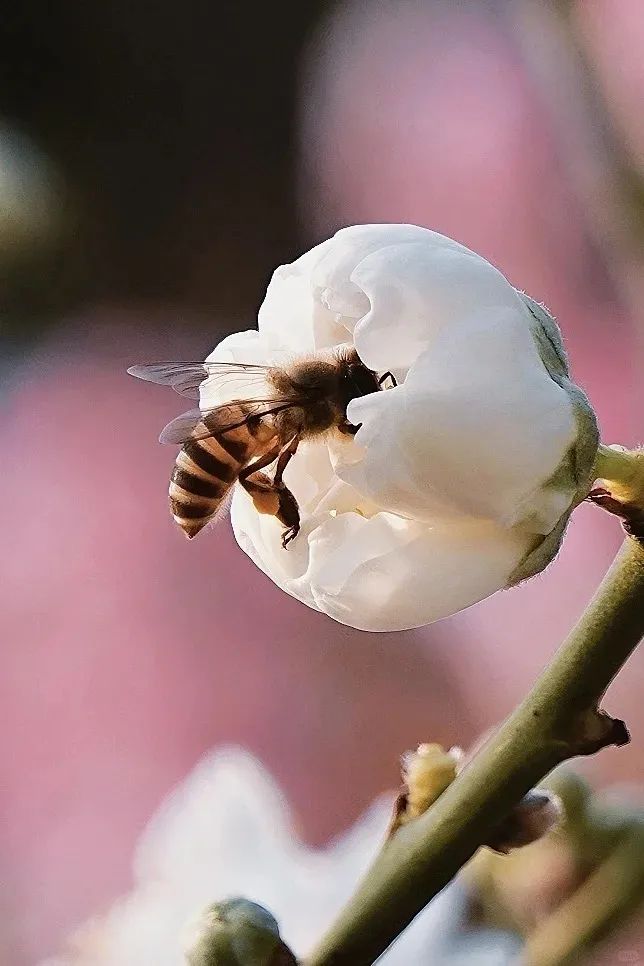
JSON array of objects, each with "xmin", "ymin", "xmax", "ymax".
[
  {"xmin": 43, "ymin": 748, "xmax": 520, "ymax": 966},
  {"xmin": 206, "ymin": 224, "xmax": 598, "ymax": 630}
]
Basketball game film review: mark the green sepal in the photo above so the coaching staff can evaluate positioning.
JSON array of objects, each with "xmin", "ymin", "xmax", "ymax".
[{"xmin": 508, "ymin": 295, "xmax": 600, "ymax": 585}]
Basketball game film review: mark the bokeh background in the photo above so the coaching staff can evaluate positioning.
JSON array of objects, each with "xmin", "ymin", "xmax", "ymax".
[{"xmin": 2, "ymin": 0, "xmax": 644, "ymax": 962}]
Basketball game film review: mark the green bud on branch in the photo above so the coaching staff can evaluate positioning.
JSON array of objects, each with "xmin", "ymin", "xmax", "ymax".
[{"xmin": 185, "ymin": 898, "xmax": 297, "ymax": 966}]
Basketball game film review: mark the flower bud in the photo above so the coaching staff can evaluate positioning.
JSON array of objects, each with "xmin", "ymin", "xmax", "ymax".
[
  {"xmin": 204, "ymin": 224, "xmax": 600, "ymax": 630},
  {"xmin": 184, "ymin": 898, "xmax": 297, "ymax": 966},
  {"xmin": 400, "ymin": 743, "xmax": 461, "ymax": 822},
  {"xmin": 388, "ymin": 743, "xmax": 461, "ymax": 835}
]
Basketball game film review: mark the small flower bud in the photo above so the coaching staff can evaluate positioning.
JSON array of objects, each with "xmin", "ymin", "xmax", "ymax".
[
  {"xmin": 401, "ymin": 743, "xmax": 461, "ymax": 821},
  {"xmin": 184, "ymin": 897, "xmax": 297, "ymax": 966},
  {"xmin": 487, "ymin": 788, "xmax": 563, "ymax": 854},
  {"xmin": 387, "ymin": 743, "xmax": 462, "ymax": 837}
]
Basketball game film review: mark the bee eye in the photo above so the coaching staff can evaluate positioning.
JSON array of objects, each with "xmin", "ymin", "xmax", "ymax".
[{"xmin": 346, "ymin": 364, "xmax": 379, "ymax": 397}]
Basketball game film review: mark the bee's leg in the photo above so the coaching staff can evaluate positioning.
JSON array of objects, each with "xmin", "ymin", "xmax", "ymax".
[
  {"xmin": 239, "ymin": 470, "xmax": 301, "ymax": 548},
  {"xmin": 239, "ymin": 440, "xmax": 282, "ymax": 477},
  {"xmin": 273, "ymin": 436, "xmax": 301, "ymax": 547},
  {"xmin": 239, "ymin": 436, "xmax": 301, "ymax": 548},
  {"xmin": 276, "ymin": 484, "xmax": 300, "ymax": 548},
  {"xmin": 273, "ymin": 435, "xmax": 299, "ymax": 485},
  {"xmin": 378, "ymin": 371, "xmax": 397, "ymax": 388},
  {"xmin": 237, "ymin": 440, "xmax": 284, "ymax": 516}
]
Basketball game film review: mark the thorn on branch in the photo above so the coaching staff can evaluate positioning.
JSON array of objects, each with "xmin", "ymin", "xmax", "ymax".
[
  {"xmin": 570, "ymin": 708, "xmax": 630, "ymax": 756},
  {"xmin": 386, "ymin": 791, "xmax": 409, "ymax": 840},
  {"xmin": 605, "ymin": 715, "xmax": 631, "ymax": 748}
]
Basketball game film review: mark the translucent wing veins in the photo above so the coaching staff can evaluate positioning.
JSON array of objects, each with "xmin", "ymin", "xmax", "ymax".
[
  {"xmin": 128, "ymin": 361, "xmax": 275, "ymax": 399},
  {"xmin": 130, "ymin": 361, "xmax": 307, "ymax": 446}
]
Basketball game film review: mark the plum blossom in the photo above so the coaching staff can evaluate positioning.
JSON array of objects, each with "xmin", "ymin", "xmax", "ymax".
[
  {"xmin": 204, "ymin": 224, "xmax": 598, "ymax": 631},
  {"xmin": 42, "ymin": 748, "xmax": 520, "ymax": 966}
]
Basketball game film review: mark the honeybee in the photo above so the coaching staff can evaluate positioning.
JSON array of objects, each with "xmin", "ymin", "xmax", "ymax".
[{"xmin": 128, "ymin": 349, "xmax": 395, "ymax": 547}]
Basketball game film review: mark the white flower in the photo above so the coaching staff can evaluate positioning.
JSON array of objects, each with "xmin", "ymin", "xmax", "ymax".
[
  {"xmin": 204, "ymin": 224, "xmax": 598, "ymax": 631},
  {"xmin": 43, "ymin": 749, "xmax": 520, "ymax": 966}
]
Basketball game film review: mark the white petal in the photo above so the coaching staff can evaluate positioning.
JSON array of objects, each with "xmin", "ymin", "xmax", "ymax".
[
  {"xmin": 213, "ymin": 228, "xmax": 577, "ymax": 532},
  {"xmin": 257, "ymin": 224, "xmax": 464, "ymax": 357},
  {"xmin": 341, "ymin": 233, "xmax": 526, "ymax": 372},
  {"xmin": 231, "ymin": 492, "xmax": 533, "ymax": 632},
  {"xmin": 258, "ymin": 236, "xmax": 345, "ymax": 353},
  {"xmin": 338, "ymin": 305, "xmax": 576, "ymax": 533},
  {"xmin": 46, "ymin": 750, "xmax": 483, "ymax": 963},
  {"xmin": 257, "ymin": 224, "xmax": 525, "ymax": 371}
]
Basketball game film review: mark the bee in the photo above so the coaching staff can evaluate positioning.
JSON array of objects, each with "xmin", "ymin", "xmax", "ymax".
[{"xmin": 128, "ymin": 349, "xmax": 395, "ymax": 547}]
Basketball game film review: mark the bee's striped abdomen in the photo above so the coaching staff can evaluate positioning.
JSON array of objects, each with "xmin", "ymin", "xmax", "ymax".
[{"xmin": 169, "ymin": 417, "xmax": 262, "ymax": 539}]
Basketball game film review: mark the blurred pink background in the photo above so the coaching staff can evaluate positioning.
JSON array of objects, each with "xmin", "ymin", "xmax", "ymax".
[{"xmin": 2, "ymin": 0, "xmax": 644, "ymax": 961}]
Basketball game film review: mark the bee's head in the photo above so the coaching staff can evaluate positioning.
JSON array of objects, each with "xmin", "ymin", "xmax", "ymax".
[{"xmin": 337, "ymin": 350, "xmax": 380, "ymax": 410}]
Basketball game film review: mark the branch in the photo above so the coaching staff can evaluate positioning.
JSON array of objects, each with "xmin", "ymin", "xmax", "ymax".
[{"xmin": 307, "ymin": 538, "xmax": 644, "ymax": 966}]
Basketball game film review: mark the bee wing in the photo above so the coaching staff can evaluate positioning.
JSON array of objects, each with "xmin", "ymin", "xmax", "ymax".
[
  {"xmin": 128, "ymin": 361, "xmax": 275, "ymax": 399},
  {"xmin": 159, "ymin": 398, "xmax": 307, "ymax": 445},
  {"xmin": 159, "ymin": 408, "xmax": 208, "ymax": 444}
]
